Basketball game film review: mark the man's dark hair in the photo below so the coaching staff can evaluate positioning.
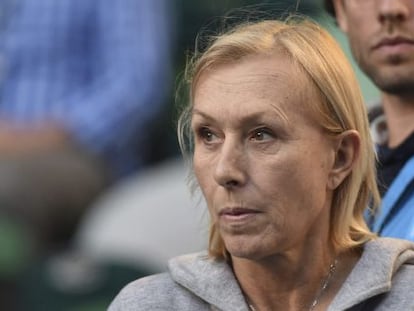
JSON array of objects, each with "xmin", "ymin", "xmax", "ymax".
[{"xmin": 324, "ymin": 0, "xmax": 336, "ymax": 18}]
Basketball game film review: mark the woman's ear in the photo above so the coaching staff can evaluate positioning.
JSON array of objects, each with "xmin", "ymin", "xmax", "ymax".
[
  {"xmin": 328, "ymin": 130, "xmax": 360, "ymax": 190},
  {"xmin": 332, "ymin": 0, "xmax": 349, "ymax": 33}
]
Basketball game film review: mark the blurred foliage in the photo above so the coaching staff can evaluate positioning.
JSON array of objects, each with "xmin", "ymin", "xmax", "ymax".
[{"xmin": 0, "ymin": 217, "xmax": 30, "ymax": 279}]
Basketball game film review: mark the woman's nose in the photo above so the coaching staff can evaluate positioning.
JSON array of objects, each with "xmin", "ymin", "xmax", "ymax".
[{"xmin": 213, "ymin": 140, "xmax": 247, "ymax": 189}]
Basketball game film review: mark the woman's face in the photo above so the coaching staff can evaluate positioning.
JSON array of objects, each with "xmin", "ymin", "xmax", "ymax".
[{"xmin": 191, "ymin": 54, "xmax": 338, "ymax": 260}]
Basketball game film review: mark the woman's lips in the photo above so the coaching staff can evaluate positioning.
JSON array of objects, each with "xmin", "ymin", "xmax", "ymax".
[{"xmin": 219, "ymin": 207, "xmax": 261, "ymax": 222}]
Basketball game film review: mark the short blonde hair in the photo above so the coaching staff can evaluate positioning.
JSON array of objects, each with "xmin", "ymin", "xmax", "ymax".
[{"xmin": 178, "ymin": 16, "xmax": 380, "ymax": 260}]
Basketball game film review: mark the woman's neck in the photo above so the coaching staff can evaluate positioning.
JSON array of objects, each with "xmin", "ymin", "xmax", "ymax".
[{"xmin": 231, "ymin": 246, "xmax": 360, "ymax": 311}]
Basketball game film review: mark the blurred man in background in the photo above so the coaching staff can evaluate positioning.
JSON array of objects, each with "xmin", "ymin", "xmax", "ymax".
[
  {"xmin": 0, "ymin": 0, "xmax": 172, "ymax": 309},
  {"xmin": 325, "ymin": 0, "xmax": 414, "ymax": 239}
]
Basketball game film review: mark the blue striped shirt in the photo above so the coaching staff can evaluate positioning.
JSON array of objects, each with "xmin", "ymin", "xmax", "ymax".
[{"xmin": 0, "ymin": 0, "xmax": 172, "ymax": 177}]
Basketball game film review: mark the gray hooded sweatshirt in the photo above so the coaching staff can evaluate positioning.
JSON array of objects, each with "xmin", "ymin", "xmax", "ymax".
[{"xmin": 108, "ymin": 238, "xmax": 414, "ymax": 310}]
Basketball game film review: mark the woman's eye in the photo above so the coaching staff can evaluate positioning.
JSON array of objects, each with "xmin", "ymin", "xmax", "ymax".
[
  {"xmin": 199, "ymin": 127, "xmax": 217, "ymax": 143},
  {"xmin": 251, "ymin": 128, "xmax": 273, "ymax": 141}
]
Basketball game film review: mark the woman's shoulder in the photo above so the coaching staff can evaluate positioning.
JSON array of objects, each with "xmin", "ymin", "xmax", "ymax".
[
  {"xmin": 108, "ymin": 251, "xmax": 214, "ymax": 311},
  {"xmin": 363, "ymin": 237, "xmax": 414, "ymax": 280},
  {"xmin": 331, "ymin": 238, "xmax": 414, "ymax": 310},
  {"xmin": 108, "ymin": 273, "xmax": 177, "ymax": 310},
  {"xmin": 362, "ymin": 263, "xmax": 414, "ymax": 310},
  {"xmin": 116, "ymin": 272, "xmax": 176, "ymax": 297},
  {"xmin": 386, "ymin": 256, "xmax": 414, "ymax": 304},
  {"xmin": 353, "ymin": 238, "xmax": 414, "ymax": 309}
]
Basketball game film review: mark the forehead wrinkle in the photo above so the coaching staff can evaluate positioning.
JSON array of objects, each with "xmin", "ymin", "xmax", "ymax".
[
  {"xmin": 195, "ymin": 71, "xmax": 294, "ymax": 108},
  {"xmin": 194, "ymin": 73, "xmax": 299, "ymax": 128},
  {"xmin": 269, "ymin": 102, "xmax": 290, "ymax": 125},
  {"xmin": 192, "ymin": 107, "xmax": 288, "ymax": 128},
  {"xmin": 207, "ymin": 72, "xmax": 290, "ymax": 91},
  {"xmin": 193, "ymin": 57, "xmax": 312, "ymax": 127}
]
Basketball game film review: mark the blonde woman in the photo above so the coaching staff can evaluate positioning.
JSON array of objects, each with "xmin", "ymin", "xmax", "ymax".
[{"xmin": 109, "ymin": 17, "xmax": 414, "ymax": 311}]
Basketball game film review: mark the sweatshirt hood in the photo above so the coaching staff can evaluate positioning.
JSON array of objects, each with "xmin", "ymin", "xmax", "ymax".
[
  {"xmin": 168, "ymin": 238, "xmax": 414, "ymax": 311},
  {"xmin": 168, "ymin": 252, "xmax": 249, "ymax": 311},
  {"xmin": 329, "ymin": 237, "xmax": 414, "ymax": 310}
]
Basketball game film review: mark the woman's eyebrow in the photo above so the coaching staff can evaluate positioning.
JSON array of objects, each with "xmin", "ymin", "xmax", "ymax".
[
  {"xmin": 192, "ymin": 108, "xmax": 289, "ymax": 127},
  {"xmin": 191, "ymin": 109, "xmax": 214, "ymax": 121}
]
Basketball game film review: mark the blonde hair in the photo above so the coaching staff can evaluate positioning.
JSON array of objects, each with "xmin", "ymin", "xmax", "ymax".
[{"xmin": 178, "ymin": 16, "xmax": 380, "ymax": 260}]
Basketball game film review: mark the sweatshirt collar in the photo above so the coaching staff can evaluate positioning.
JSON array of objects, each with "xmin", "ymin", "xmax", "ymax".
[
  {"xmin": 329, "ymin": 238, "xmax": 414, "ymax": 310},
  {"xmin": 168, "ymin": 252, "xmax": 250, "ymax": 311},
  {"xmin": 169, "ymin": 238, "xmax": 414, "ymax": 311}
]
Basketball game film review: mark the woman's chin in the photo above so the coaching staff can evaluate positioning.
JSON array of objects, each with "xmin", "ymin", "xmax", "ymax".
[{"xmin": 224, "ymin": 238, "xmax": 268, "ymax": 260}]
